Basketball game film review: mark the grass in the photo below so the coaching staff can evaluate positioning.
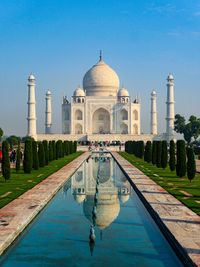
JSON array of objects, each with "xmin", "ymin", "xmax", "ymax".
[
  {"xmin": 0, "ymin": 152, "xmax": 83, "ymax": 209},
  {"xmin": 119, "ymin": 152, "xmax": 200, "ymax": 216}
]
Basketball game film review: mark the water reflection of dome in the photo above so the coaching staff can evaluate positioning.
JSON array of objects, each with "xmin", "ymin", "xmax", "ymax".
[
  {"xmin": 83, "ymin": 194, "xmax": 120, "ymax": 230},
  {"xmin": 119, "ymin": 194, "xmax": 130, "ymax": 203},
  {"xmin": 73, "ymin": 194, "xmax": 86, "ymax": 204}
]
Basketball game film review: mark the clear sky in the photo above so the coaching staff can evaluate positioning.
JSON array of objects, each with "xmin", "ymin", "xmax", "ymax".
[{"xmin": 0, "ymin": 0, "xmax": 199, "ymax": 136}]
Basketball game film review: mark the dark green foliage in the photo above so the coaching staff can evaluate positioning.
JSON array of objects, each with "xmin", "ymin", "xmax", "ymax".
[
  {"xmin": 23, "ymin": 139, "xmax": 33, "ymax": 173},
  {"xmin": 62, "ymin": 141, "xmax": 66, "ymax": 156},
  {"xmin": 152, "ymin": 141, "xmax": 157, "ymax": 165},
  {"xmin": 52, "ymin": 141, "xmax": 56, "ymax": 160},
  {"xmin": 42, "ymin": 140, "xmax": 49, "ymax": 165},
  {"xmin": 187, "ymin": 147, "xmax": 196, "ymax": 182},
  {"xmin": 6, "ymin": 135, "xmax": 21, "ymax": 146},
  {"xmin": 0, "ymin": 127, "xmax": 3, "ymax": 141},
  {"xmin": 16, "ymin": 145, "xmax": 21, "ymax": 172},
  {"xmin": 73, "ymin": 141, "xmax": 77, "ymax": 153},
  {"xmin": 144, "ymin": 141, "xmax": 152, "ymax": 163},
  {"xmin": 138, "ymin": 141, "xmax": 144, "ymax": 158},
  {"xmin": 56, "ymin": 140, "xmax": 63, "ymax": 159},
  {"xmin": 48, "ymin": 141, "xmax": 53, "ymax": 161},
  {"xmin": 69, "ymin": 141, "xmax": 73, "ymax": 154},
  {"xmin": 161, "ymin": 140, "xmax": 168, "ymax": 169},
  {"xmin": 169, "ymin": 140, "xmax": 176, "ymax": 171},
  {"xmin": 176, "ymin": 140, "xmax": 186, "ymax": 177},
  {"xmin": 156, "ymin": 141, "xmax": 162, "ymax": 168},
  {"xmin": 2, "ymin": 141, "xmax": 10, "ymax": 181},
  {"xmin": 38, "ymin": 142, "xmax": 45, "ymax": 167},
  {"xmin": 32, "ymin": 141, "xmax": 39, "ymax": 170}
]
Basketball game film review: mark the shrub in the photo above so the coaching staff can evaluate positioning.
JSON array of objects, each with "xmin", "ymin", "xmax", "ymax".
[
  {"xmin": 23, "ymin": 139, "xmax": 33, "ymax": 173},
  {"xmin": 2, "ymin": 140, "xmax": 10, "ymax": 181},
  {"xmin": 161, "ymin": 140, "xmax": 168, "ymax": 169},
  {"xmin": 74, "ymin": 141, "xmax": 77, "ymax": 153},
  {"xmin": 16, "ymin": 144, "xmax": 21, "ymax": 172},
  {"xmin": 144, "ymin": 141, "xmax": 152, "ymax": 163},
  {"xmin": 42, "ymin": 140, "xmax": 49, "ymax": 165},
  {"xmin": 152, "ymin": 141, "xmax": 157, "ymax": 165},
  {"xmin": 52, "ymin": 140, "xmax": 56, "ymax": 160},
  {"xmin": 32, "ymin": 141, "xmax": 39, "ymax": 170},
  {"xmin": 38, "ymin": 142, "xmax": 45, "ymax": 167},
  {"xmin": 176, "ymin": 140, "xmax": 186, "ymax": 177},
  {"xmin": 156, "ymin": 141, "xmax": 162, "ymax": 168},
  {"xmin": 169, "ymin": 140, "xmax": 176, "ymax": 171},
  {"xmin": 187, "ymin": 147, "xmax": 196, "ymax": 182},
  {"xmin": 48, "ymin": 141, "xmax": 53, "ymax": 161}
]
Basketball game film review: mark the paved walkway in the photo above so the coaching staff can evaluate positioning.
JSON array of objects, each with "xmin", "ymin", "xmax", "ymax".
[
  {"xmin": 0, "ymin": 152, "xmax": 90, "ymax": 256},
  {"xmin": 112, "ymin": 152, "xmax": 200, "ymax": 267}
]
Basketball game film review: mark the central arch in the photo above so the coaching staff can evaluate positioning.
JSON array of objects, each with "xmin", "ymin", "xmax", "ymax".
[{"xmin": 92, "ymin": 108, "xmax": 110, "ymax": 134}]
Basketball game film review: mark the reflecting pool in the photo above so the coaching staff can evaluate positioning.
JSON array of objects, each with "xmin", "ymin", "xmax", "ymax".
[{"xmin": 0, "ymin": 153, "xmax": 183, "ymax": 266}]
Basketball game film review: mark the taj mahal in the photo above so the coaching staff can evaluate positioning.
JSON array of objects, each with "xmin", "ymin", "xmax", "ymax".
[{"xmin": 27, "ymin": 53, "xmax": 175, "ymax": 142}]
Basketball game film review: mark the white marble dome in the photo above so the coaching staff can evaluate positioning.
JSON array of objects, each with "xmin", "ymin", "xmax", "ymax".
[
  {"xmin": 118, "ymin": 87, "xmax": 129, "ymax": 97},
  {"xmin": 167, "ymin": 74, "xmax": 174, "ymax": 80},
  {"xmin": 28, "ymin": 74, "xmax": 35, "ymax": 80},
  {"xmin": 83, "ymin": 59, "xmax": 120, "ymax": 96},
  {"xmin": 73, "ymin": 87, "xmax": 85, "ymax": 97}
]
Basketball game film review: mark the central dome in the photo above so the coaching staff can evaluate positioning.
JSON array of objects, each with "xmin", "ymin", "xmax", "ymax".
[{"xmin": 83, "ymin": 59, "xmax": 120, "ymax": 96}]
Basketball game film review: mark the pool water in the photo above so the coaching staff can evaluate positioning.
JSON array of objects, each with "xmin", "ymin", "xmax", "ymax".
[{"xmin": 0, "ymin": 154, "xmax": 183, "ymax": 266}]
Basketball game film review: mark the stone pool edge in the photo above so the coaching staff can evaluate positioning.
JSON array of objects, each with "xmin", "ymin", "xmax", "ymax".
[
  {"xmin": 112, "ymin": 152, "xmax": 200, "ymax": 267},
  {"xmin": 0, "ymin": 152, "xmax": 90, "ymax": 257}
]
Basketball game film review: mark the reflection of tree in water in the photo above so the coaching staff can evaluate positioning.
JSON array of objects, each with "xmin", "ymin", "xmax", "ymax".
[{"xmin": 93, "ymin": 157, "xmax": 110, "ymax": 183}]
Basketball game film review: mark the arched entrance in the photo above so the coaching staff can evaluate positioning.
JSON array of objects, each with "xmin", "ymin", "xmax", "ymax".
[
  {"xmin": 92, "ymin": 108, "xmax": 110, "ymax": 134},
  {"xmin": 120, "ymin": 123, "xmax": 128, "ymax": 134}
]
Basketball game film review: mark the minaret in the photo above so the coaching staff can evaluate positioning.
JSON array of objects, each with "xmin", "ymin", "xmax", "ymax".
[
  {"xmin": 166, "ymin": 74, "xmax": 175, "ymax": 139},
  {"xmin": 151, "ymin": 91, "xmax": 157, "ymax": 135},
  {"xmin": 27, "ymin": 74, "xmax": 37, "ymax": 137},
  {"xmin": 45, "ymin": 90, "xmax": 52, "ymax": 134}
]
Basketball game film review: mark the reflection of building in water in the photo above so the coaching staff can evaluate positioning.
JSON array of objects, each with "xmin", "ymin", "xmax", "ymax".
[{"xmin": 71, "ymin": 157, "xmax": 130, "ymax": 230}]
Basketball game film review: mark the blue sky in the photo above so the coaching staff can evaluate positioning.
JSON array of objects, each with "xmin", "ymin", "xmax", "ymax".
[{"xmin": 0, "ymin": 0, "xmax": 199, "ymax": 136}]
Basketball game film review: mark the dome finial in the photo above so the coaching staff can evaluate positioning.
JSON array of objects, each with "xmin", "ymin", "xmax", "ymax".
[{"xmin": 99, "ymin": 50, "xmax": 102, "ymax": 61}]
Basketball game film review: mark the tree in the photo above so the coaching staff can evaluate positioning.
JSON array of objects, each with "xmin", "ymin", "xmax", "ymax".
[
  {"xmin": 74, "ymin": 141, "xmax": 77, "ymax": 153},
  {"xmin": 23, "ymin": 139, "xmax": 33, "ymax": 173},
  {"xmin": 174, "ymin": 114, "xmax": 200, "ymax": 145},
  {"xmin": 38, "ymin": 142, "xmax": 45, "ymax": 167},
  {"xmin": 52, "ymin": 141, "xmax": 56, "ymax": 160},
  {"xmin": 176, "ymin": 140, "xmax": 186, "ymax": 177},
  {"xmin": 169, "ymin": 140, "xmax": 176, "ymax": 171},
  {"xmin": 187, "ymin": 147, "xmax": 196, "ymax": 182},
  {"xmin": 152, "ymin": 141, "xmax": 157, "ymax": 165},
  {"xmin": 0, "ymin": 128, "xmax": 3, "ymax": 141},
  {"xmin": 144, "ymin": 141, "xmax": 152, "ymax": 163},
  {"xmin": 2, "ymin": 141, "xmax": 10, "ymax": 181},
  {"xmin": 161, "ymin": 140, "xmax": 168, "ymax": 169},
  {"xmin": 6, "ymin": 135, "xmax": 21, "ymax": 146},
  {"xmin": 16, "ymin": 144, "xmax": 21, "ymax": 172},
  {"xmin": 32, "ymin": 141, "xmax": 39, "ymax": 170},
  {"xmin": 42, "ymin": 140, "xmax": 49, "ymax": 165},
  {"xmin": 156, "ymin": 141, "xmax": 162, "ymax": 168},
  {"xmin": 48, "ymin": 141, "xmax": 53, "ymax": 161}
]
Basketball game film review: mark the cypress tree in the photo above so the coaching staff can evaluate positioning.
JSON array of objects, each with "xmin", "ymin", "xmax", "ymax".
[
  {"xmin": 56, "ymin": 140, "xmax": 59, "ymax": 159},
  {"xmin": 161, "ymin": 140, "xmax": 168, "ymax": 169},
  {"xmin": 156, "ymin": 141, "xmax": 162, "ymax": 168},
  {"xmin": 169, "ymin": 140, "xmax": 176, "ymax": 171},
  {"xmin": 38, "ymin": 142, "xmax": 45, "ymax": 167},
  {"xmin": 65, "ymin": 141, "xmax": 69, "ymax": 156},
  {"xmin": 52, "ymin": 140, "xmax": 56, "ymax": 160},
  {"xmin": 152, "ymin": 141, "xmax": 157, "ymax": 165},
  {"xmin": 16, "ymin": 144, "xmax": 21, "ymax": 172},
  {"xmin": 144, "ymin": 141, "xmax": 152, "ymax": 163},
  {"xmin": 32, "ymin": 141, "xmax": 39, "ymax": 170},
  {"xmin": 138, "ymin": 141, "xmax": 144, "ymax": 158},
  {"xmin": 62, "ymin": 142, "xmax": 65, "ymax": 157},
  {"xmin": 23, "ymin": 139, "xmax": 32, "ymax": 173},
  {"xmin": 74, "ymin": 141, "xmax": 77, "ymax": 153},
  {"xmin": 48, "ymin": 141, "xmax": 53, "ymax": 161},
  {"xmin": 187, "ymin": 147, "xmax": 196, "ymax": 182},
  {"xmin": 2, "ymin": 140, "xmax": 10, "ymax": 181},
  {"xmin": 69, "ymin": 141, "xmax": 73, "ymax": 154},
  {"xmin": 42, "ymin": 140, "xmax": 49, "ymax": 165},
  {"xmin": 176, "ymin": 140, "xmax": 186, "ymax": 177}
]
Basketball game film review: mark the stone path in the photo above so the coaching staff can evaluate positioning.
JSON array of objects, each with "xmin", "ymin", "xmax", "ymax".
[
  {"xmin": 112, "ymin": 152, "xmax": 200, "ymax": 267},
  {"xmin": 0, "ymin": 152, "xmax": 90, "ymax": 256}
]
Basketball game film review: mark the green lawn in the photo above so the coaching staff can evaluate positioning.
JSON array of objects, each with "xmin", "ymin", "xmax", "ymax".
[
  {"xmin": 119, "ymin": 152, "xmax": 200, "ymax": 216},
  {"xmin": 0, "ymin": 152, "xmax": 83, "ymax": 209}
]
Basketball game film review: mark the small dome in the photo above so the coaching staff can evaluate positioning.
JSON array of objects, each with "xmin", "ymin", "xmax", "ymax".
[
  {"xmin": 119, "ymin": 194, "xmax": 130, "ymax": 203},
  {"xmin": 151, "ymin": 90, "xmax": 156, "ymax": 96},
  {"xmin": 73, "ymin": 87, "xmax": 85, "ymax": 97},
  {"xmin": 46, "ymin": 90, "xmax": 51, "ymax": 95},
  {"xmin": 118, "ymin": 87, "xmax": 129, "ymax": 97},
  {"xmin": 28, "ymin": 74, "xmax": 35, "ymax": 80},
  {"xmin": 83, "ymin": 59, "xmax": 120, "ymax": 96},
  {"xmin": 167, "ymin": 74, "xmax": 174, "ymax": 80}
]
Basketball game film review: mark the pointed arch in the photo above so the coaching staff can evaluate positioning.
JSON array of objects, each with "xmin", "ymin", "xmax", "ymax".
[
  {"xmin": 120, "ymin": 109, "xmax": 128, "ymax": 120},
  {"xmin": 75, "ymin": 123, "xmax": 82, "ymax": 134},
  {"xmin": 75, "ymin": 109, "xmax": 82, "ymax": 120},
  {"xmin": 133, "ymin": 124, "xmax": 138, "ymax": 134},
  {"xmin": 120, "ymin": 123, "xmax": 128, "ymax": 134},
  {"xmin": 133, "ymin": 110, "xmax": 138, "ymax": 120}
]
